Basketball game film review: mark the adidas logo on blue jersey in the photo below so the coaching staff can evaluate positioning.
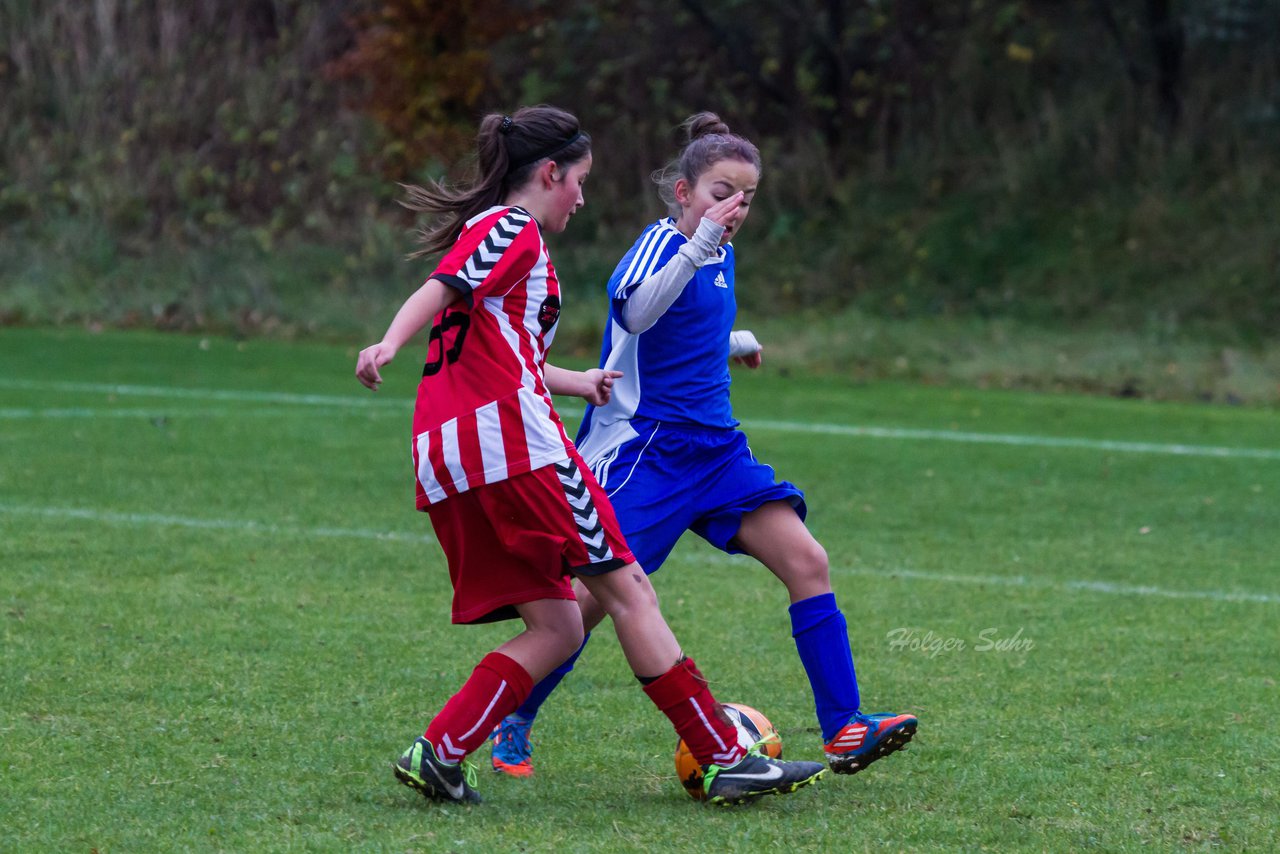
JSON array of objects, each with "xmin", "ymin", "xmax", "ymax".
[{"xmin": 713, "ymin": 271, "xmax": 728, "ymax": 288}]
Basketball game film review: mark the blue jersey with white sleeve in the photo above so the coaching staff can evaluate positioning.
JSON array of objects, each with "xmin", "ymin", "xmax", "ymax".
[{"xmin": 577, "ymin": 218, "xmax": 737, "ymax": 460}]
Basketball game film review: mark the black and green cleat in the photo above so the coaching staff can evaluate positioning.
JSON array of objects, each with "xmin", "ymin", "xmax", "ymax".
[
  {"xmin": 393, "ymin": 736, "xmax": 482, "ymax": 804},
  {"xmin": 703, "ymin": 750, "xmax": 827, "ymax": 806}
]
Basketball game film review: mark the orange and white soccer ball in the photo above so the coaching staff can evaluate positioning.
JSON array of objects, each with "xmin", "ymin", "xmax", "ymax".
[{"xmin": 674, "ymin": 703, "xmax": 782, "ymax": 800}]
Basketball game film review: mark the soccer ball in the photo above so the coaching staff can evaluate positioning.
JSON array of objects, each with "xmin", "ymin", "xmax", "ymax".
[{"xmin": 674, "ymin": 702, "xmax": 782, "ymax": 800}]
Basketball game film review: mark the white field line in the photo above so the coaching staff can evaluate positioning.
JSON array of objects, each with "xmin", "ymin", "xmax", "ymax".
[
  {"xmin": 744, "ymin": 419, "xmax": 1280, "ymax": 461},
  {"xmin": 0, "ymin": 378, "xmax": 407, "ymax": 409},
  {"xmin": 2, "ymin": 377, "xmax": 1278, "ymax": 461},
  {"xmin": 0, "ymin": 407, "xmax": 396, "ymax": 420},
  {"xmin": 3, "ymin": 503, "xmax": 1275, "ymax": 605},
  {"xmin": 827, "ymin": 564, "xmax": 1280, "ymax": 605},
  {"xmin": 0, "ymin": 504, "xmax": 434, "ymax": 544}
]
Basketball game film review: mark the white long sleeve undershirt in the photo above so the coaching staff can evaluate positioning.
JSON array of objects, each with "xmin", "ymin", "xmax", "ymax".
[
  {"xmin": 619, "ymin": 217, "xmax": 725, "ymax": 333},
  {"xmin": 728, "ymin": 329, "xmax": 761, "ymax": 358}
]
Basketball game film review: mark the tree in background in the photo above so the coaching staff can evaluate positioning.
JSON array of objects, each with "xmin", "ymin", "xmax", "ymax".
[
  {"xmin": 325, "ymin": 0, "xmax": 546, "ymax": 175},
  {"xmin": 2, "ymin": 0, "xmax": 1276, "ymax": 334},
  {"xmin": 0, "ymin": 0, "xmax": 365, "ymax": 241},
  {"xmin": 6, "ymin": 0, "xmax": 1276, "ymax": 236}
]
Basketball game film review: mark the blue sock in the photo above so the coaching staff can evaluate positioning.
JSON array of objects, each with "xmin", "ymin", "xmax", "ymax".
[
  {"xmin": 789, "ymin": 593, "xmax": 860, "ymax": 742},
  {"xmin": 512, "ymin": 632, "xmax": 591, "ymax": 721}
]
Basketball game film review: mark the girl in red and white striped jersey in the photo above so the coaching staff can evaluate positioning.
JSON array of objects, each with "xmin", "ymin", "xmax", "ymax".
[{"xmin": 355, "ymin": 105, "xmax": 826, "ymax": 805}]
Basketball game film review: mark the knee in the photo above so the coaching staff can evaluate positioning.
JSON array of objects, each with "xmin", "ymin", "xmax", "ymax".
[
  {"xmin": 564, "ymin": 622, "xmax": 586, "ymax": 659},
  {"xmin": 525, "ymin": 610, "xmax": 585, "ymax": 661},
  {"xmin": 549, "ymin": 620, "xmax": 585, "ymax": 662},
  {"xmin": 808, "ymin": 540, "xmax": 830, "ymax": 578},
  {"xmin": 599, "ymin": 568, "xmax": 660, "ymax": 620},
  {"xmin": 787, "ymin": 540, "xmax": 830, "ymax": 589}
]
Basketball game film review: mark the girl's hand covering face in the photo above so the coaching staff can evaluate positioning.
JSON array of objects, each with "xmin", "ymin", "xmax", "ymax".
[
  {"xmin": 677, "ymin": 159, "xmax": 758, "ymax": 244},
  {"xmin": 704, "ymin": 191, "xmax": 745, "ymax": 228}
]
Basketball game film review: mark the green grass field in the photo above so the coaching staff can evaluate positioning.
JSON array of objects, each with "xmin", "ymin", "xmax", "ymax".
[{"xmin": 2, "ymin": 327, "xmax": 1277, "ymax": 852}]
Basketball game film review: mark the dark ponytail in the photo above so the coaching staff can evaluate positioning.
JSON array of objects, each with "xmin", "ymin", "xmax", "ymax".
[
  {"xmin": 652, "ymin": 112, "xmax": 761, "ymax": 219},
  {"xmin": 402, "ymin": 105, "xmax": 591, "ymax": 258}
]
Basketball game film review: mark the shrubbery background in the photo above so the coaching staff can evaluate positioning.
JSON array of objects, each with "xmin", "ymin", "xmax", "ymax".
[{"xmin": 3, "ymin": 1, "xmax": 1277, "ymax": 395}]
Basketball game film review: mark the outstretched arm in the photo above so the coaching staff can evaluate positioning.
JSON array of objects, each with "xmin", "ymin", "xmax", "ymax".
[
  {"xmin": 545, "ymin": 365, "xmax": 624, "ymax": 407},
  {"xmin": 355, "ymin": 278, "xmax": 460, "ymax": 390}
]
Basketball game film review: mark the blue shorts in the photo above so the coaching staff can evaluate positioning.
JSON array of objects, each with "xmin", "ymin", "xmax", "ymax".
[{"xmin": 583, "ymin": 417, "xmax": 806, "ymax": 574}]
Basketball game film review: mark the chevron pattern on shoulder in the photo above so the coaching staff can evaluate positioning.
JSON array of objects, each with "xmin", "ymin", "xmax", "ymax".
[
  {"xmin": 553, "ymin": 458, "xmax": 613, "ymax": 562},
  {"xmin": 461, "ymin": 210, "xmax": 532, "ymax": 290}
]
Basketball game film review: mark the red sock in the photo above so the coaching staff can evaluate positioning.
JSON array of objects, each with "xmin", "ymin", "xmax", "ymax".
[
  {"xmin": 424, "ymin": 652, "xmax": 533, "ymax": 763},
  {"xmin": 642, "ymin": 657, "xmax": 745, "ymax": 768}
]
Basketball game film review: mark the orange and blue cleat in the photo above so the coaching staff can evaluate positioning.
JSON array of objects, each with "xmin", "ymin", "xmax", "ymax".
[
  {"xmin": 490, "ymin": 715, "xmax": 535, "ymax": 777},
  {"xmin": 824, "ymin": 711, "xmax": 918, "ymax": 775}
]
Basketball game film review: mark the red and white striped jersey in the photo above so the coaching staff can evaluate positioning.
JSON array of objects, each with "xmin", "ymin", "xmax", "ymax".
[{"xmin": 411, "ymin": 205, "xmax": 572, "ymax": 507}]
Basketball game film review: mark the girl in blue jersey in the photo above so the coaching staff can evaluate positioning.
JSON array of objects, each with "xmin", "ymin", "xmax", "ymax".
[{"xmin": 490, "ymin": 113, "xmax": 917, "ymax": 778}]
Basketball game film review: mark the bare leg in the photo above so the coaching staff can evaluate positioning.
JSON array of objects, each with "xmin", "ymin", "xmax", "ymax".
[
  {"xmin": 574, "ymin": 563, "xmax": 682, "ymax": 678},
  {"xmin": 496, "ymin": 598, "xmax": 586, "ymax": 684},
  {"xmin": 571, "ymin": 577, "xmax": 608, "ymax": 630},
  {"xmin": 732, "ymin": 500, "xmax": 831, "ymax": 603}
]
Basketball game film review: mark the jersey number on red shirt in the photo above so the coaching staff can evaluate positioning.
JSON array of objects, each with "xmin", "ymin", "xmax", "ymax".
[{"xmin": 423, "ymin": 309, "xmax": 471, "ymax": 377}]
